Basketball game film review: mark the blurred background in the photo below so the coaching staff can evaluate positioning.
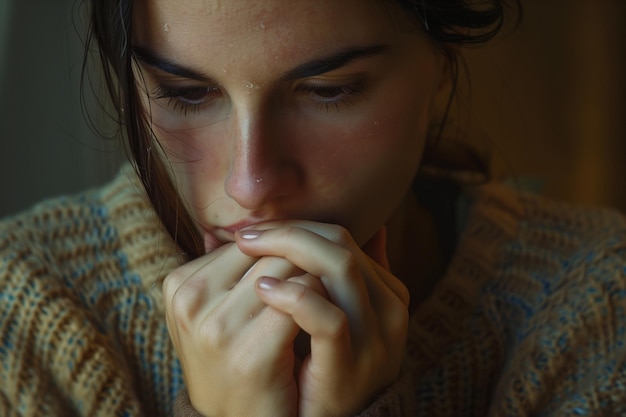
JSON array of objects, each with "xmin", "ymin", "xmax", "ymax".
[
  {"xmin": 0, "ymin": 0, "xmax": 624, "ymax": 219},
  {"xmin": 460, "ymin": 0, "xmax": 626, "ymax": 211},
  {"xmin": 0, "ymin": 0, "xmax": 123, "ymax": 219}
]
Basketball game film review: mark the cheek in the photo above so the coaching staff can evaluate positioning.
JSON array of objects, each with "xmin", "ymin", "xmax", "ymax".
[
  {"xmin": 296, "ymin": 92, "xmax": 431, "ymax": 242},
  {"xmin": 309, "ymin": 95, "xmax": 429, "ymax": 190},
  {"xmin": 153, "ymin": 127, "xmax": 228, "ymax": 209}
]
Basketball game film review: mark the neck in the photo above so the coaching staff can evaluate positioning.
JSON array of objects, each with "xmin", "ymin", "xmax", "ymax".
[{"xmin": 385, "ymin": 192, "xmax": 445, "ymax": 311}]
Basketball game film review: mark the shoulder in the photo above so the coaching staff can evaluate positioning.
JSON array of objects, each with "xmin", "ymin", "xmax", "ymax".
[
  {"xmin": 0, "ymin": 164, "xmax": 182, "ymax": 342},
  {"xmin": 466, "ymin": 183, "xmax": 626, "ymax": 415},
  {"xmin": 463, "ymin": 182, "xmax": 626, "ymax": 266},
  {"xmin": 0, "ymin": 164, "xmax": 159, "ymax": 329},
  {"xmin": 0, "ymin": 166, "xmax": 182, "ymax": 415},
  {"xmin": 0, "ymin": 163, "xmax": 142, "ymax": 248},
  {"xmin": 0, "ymin": 176, "xmax": 118, "ymax": 297},
  {"xmin": 0, "ymin": 164, "xmax": 180, "ymax": 293},
  {"xmin": 462, "ymin": 182, "xmax": 626, "ymax": 325}
]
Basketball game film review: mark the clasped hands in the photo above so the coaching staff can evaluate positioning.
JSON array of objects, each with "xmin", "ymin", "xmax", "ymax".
[{"xmin": 163, "ymin": 221, "xmax": 410, "ymax": 417}]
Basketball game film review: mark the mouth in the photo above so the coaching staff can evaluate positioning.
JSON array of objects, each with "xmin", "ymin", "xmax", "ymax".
[
  {"xmin": 221, "ymin": 220, "xmax": 260, "ymax": 234},
  {"xmin": 201, "ymin": 219, "xmax": 263, "ymax": 253}
]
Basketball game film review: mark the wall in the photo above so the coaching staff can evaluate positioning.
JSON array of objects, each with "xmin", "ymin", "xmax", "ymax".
[
  {"xmin": 459, "ymin": 0, "xmax": 626, "ymax": 210},
  {"xmin": 0, "ymin": 0, "xmax": 122, "ymax": 219}
]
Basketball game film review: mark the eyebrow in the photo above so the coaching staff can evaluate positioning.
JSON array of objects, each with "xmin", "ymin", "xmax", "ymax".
[
  {"xmin": 133, "ymin": 47, "xmax": 211, "ymax": 81},
  {"xmin": 132, "ymin": 44, "xmax": 390, "ymax": 82},
  {"xmin": 280, "ymin": 44, "xmax": 390, "ymax": 80}
]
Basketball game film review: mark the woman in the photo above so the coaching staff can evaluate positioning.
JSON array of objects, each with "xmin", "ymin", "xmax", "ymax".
[{"xmin": 2, "ymin": 0, "xmax": 626, "ymax": 416}]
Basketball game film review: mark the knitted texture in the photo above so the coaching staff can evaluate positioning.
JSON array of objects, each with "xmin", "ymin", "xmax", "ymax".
[
  {"xmin": 0, "ymin": 167, "xmax": 184, "ymax": 417},
  {"xmin": 1, "ymin": 167, "xmax": 626, "ymax": 416},
  {"xmin": 398, "ymin": 185, "xmax": 626, "ymax": 417}
]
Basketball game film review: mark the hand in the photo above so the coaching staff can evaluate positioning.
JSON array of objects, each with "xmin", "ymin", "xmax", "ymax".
[
  {"xmin": 236, "ymin": 222, "xmax": 410, "ymax": 417},
  {"xmin": 162, "ymin": 242, "xmax": 326, "ymax": 417}
]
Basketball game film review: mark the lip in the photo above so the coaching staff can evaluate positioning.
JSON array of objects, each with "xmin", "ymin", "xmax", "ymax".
[
  {"xmin": 202, "ymin": 217, "xmax": 290, "ymax": 253},
  {"xmin": 221, "ymin": 220, "xmax": 260, "ymax": 234},
  {"xmin": 202, "ymin": 219, "xmax": 262, "ymax": 248}
]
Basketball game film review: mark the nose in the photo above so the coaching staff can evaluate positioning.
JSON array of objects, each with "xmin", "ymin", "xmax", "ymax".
[{"xmin": 225, "ymin": 103, "xmax": 301, "ymax": 210}]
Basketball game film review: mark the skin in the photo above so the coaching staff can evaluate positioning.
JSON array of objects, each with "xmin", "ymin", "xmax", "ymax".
[{"xmin": 132, "ymin": 0, "xmax": 449, "ymax": 415}]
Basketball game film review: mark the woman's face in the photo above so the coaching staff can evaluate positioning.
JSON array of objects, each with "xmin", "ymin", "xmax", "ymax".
[{"xmin": 132, "ymin": 0, "xmax": 446, "ymax": 252}]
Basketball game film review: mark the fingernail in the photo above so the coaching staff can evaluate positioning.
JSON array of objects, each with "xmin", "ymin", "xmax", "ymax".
[
  {"xmin": 257, "ymin": 276, "xmax": 278, "ymax": 291},
  {"xmin": 239, "ymin": 230, "xmax": 263, "ymax": 240}
]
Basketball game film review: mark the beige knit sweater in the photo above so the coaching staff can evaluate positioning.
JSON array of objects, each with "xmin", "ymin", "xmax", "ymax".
[{"xmin": 2, "ymin": 166, "xmax": 626, "ymax": 416}]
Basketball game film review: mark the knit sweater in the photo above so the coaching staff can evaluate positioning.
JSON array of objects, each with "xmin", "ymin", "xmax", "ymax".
[{"xmin": 1, "ymin": 166, "xmax": 626, "ymax": 417}]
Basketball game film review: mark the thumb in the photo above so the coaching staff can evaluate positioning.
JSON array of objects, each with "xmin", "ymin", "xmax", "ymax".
[{"xmin": 361, "ymin": 227, "xmax": 390, "ymax": 270}]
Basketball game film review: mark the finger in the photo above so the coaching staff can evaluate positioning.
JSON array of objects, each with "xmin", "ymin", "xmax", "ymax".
[
  {"xmin": 215, "ymin": 256, "xmax": 302, "ymax": 330},
  {"xmin": 287, "ymin": 274, "xmax": 329, "ymax": 300},
  {"xmin": 163, "ymin": 253, "xmax": 220, "ymax": 331},
  {"xmin": 196, "ymin": 245, "xmax": 258, "ymax": 292},
  {"xmin": 368, "ymin": 260, "xmax": 410, "ymax": 308},
  {"xmin": 163, "ymin": 243, "xmax": 260, "ymax": 337},
  {"xmin": 162, "ymin": 243, "xmax": 242, "ymax": 299},
  {"xmin": 284, "ymin": 274, "xmax": 330, "ymax": 361},
  {"xmin": 256, "ymin": 276, "xmax": 351, "ymax": 364},
  {"xmin": 238, "ymin": 225, "xmax": 409, "ymax": 334},
  {"xmin": 240, "ymin": 220, "xmax": 351, "ymax": 245},
  {"xmin": 220, "ymin": 265, "xmax": 312, "ymax": 360},
  {"xmin": 241, "ymin": 223, "xmax": 408, "ymax": 309},
  {"xmin": 361, "ymin": 227, "xmax": 390, "ymax": 270},
  {"xmin": 361, "ymin": 227, "xmax": 410, "ymax": 307},
  {"xmin": 170, "ymin": 256, "xmax": 303, "ymax": 364},
  {"xmin": 229, "ymin": 272, "xmax": 328, "ymax": 361},
  {"xmin": 237, "ymin": 226, "xmax": 364, "ymax": 289},
  {"xmin": 237, "ymin": 225, "xmax": 371, "ymax": 308}
]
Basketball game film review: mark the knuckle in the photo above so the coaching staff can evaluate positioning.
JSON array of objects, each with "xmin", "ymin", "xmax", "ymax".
[
  {"xmin": 386, "ymin": 302, "xmax": 410, "ymax": 338},
  {"xmin": 292, "ymin": 283, "xmax": 310, "ymax": 304},
  {"xmin": 289, "ymin": 273, "xmax": 317, "ymax": 288},
  {"xmin": 283, "ymin": 225, "xmax": 303, "ymax": 241},
  {"xmin": 167, "ymin": 276, "xmax": 208, "ymax": 330},
  {"xmin": 198, "ymin": 311, "xmax": 229, "ymax": 350},
  {"xmin": 326, "ymin": 309, "xmax": 350, "ymax": 339},
  {"xmin": 231, "ymin": 346, "xmax": 263, "ymax": 376},
  {"xmin": 287, "ymin": 274, "xmax": 311, "ymax": 286},
  {"xmin": 397, "ymin": 282, "xmax": 411, "ymax": 308},
  {"xmin": 292, "ymin": 284, "xmax": 319, "ymax": 308},
  {"xmin": 336, "ymin": 248, "xmax": 359, "ymax": 277},
  {"xmin": 288, "ymin": 275, "xmax": 328, "ymax": 298},
  {"xmin": 169, "ymin": 285, "xmax": 195, "ymax": 323},
  {"xmin": 332, "ymin": 225, "xmax": 354, "ymax": 247},
  {"xmin": 162, "ymin": 268, "xmax": 186, "ymax": 301}
]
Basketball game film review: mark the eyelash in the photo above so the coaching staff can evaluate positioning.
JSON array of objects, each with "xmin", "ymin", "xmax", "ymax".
[
  {"xmin": 150, "ymin": 81, "xmax": 366, "ymax": 115},
  {"xmin": 298, "ymin": 82, "xmax": 366, "ymax": 112},
  {"xmin": 151, "ymin": 85, "xmax": 222, "ymax": 115}
]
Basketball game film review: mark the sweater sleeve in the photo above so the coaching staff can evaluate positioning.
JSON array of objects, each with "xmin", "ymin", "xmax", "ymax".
[
  {"xmin": 0, "ymin": 208, "xmax": 144, "ymax": 416},
  {"xmin": 0, "ymin": 181, "xmax": 183, "ymax": 417},
  {"xmin": 355, "ymin": 371, "xmax": 416, "ymax": 417}
]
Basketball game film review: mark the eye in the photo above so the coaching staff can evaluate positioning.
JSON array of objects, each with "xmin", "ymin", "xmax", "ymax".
[
  {"xmin": 146, "ymin": 83, "xmax": 231, "ymax": 130},
  {"xmin": 151, "ymin": 85, "xmax": 222, "ymax": 115},
  {"xmin": 297, "ymin": 80, "xmax": 366, "ymax": 111}
]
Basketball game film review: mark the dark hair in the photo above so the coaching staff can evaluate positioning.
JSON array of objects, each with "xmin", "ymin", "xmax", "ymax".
[
  {"xmin": 83, "ymin": 0, "xmax": 521, "ymax": 259},
  {"xmin": 398, "ymin": 0, "xmax": 519, "ymax": 44}
]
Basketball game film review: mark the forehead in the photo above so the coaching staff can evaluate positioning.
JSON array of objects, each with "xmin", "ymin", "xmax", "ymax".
[{"xmin": 132, "ymin": 0, "xmax": 410, "ymax": 76}]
